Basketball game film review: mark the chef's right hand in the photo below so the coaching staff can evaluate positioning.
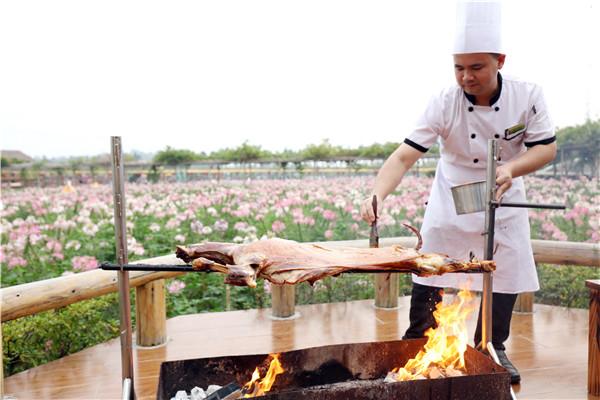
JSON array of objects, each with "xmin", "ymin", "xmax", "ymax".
[{"xmin": 360, "ymin": 195, "xmax": 381, "ymax": 224}]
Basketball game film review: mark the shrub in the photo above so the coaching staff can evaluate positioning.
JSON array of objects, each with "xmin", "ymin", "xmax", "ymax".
[
  {"xmin": 536, "ymin": 264, "xmax": 598, "ymax": 308},
  {"xmin": 2, "ymin": 294, "xmax": 121, "ymax": 376}
]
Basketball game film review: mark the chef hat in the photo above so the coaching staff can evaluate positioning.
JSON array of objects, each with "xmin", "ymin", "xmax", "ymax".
[{"xmin": 453, "ymin": 0, "xmax": 503, "ymax": 54}]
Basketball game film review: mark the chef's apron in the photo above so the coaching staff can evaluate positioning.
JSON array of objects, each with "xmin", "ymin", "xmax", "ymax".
[{"xmin": 412, "ymin": 159, "xmax": 538, "ymax": 293}]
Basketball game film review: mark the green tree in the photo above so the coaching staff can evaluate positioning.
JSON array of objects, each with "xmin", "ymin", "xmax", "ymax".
[
  {"xmin": 147, "ymin": 164, "xmax": 161, "ymax": 183},
  {"xmin": 229, "ymin": 141, "xmax": 267, "ymax": 163},
  {"xmin": 89, "ymin": 163, "xmax": 99, "ymax": 181},
  {"xmin": 154, "ymin": 146, "xmax": 199, "ymax": 165},
  {"xmin": 53, "ymin": 166, "xmax": 65, "ymax": 185},
  {"xmin": 19, "ymin": 167, "xmax": 31, "ymax": 184},
  {"xmin": 31, "ymin": 161, "xmax": 46, "ymax": 186},
  {"xmin": 555, "ymin": 119, "xmax": 599, "ymax": 177},
  {"xmin": 272, "ymin": 149, "xmax": 300, "ymax": 162},
  {"xmin": 301, "ymin": 139, "xmax": 340, "ymax": 161},
  {"xmin": 68, "ymin": 158, "xmax": 83, "ymax": 179},
  {"xmin": 556, "ymin": 119, "xmax": 600, "ymax": 147}
]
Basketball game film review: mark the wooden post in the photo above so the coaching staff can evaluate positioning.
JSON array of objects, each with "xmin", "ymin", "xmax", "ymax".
[
  {"xmin": 271, "ymin": 284, "xmax": 295, "ymax": 319},
  {"xmin": 135, "ymin": 279, "xmax": 167, "ymax": 347},
  {"xmin": 513, "ymin": 292, "xmax": 534, "ymax": 313},
  {"xmin": 1, "ymin": 323, "xmax": 4, "ymax": 398},
  {"xmin": 586, "ymin": 279, "xmax": 600, "ymax": 396},
  {"xmin": 375, "ymin": 273, "xmax": 399, "ymax": 309}
]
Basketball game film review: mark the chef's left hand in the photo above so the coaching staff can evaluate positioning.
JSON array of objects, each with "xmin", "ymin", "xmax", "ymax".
[{"xmin": 495, "ymin": 165, "xmax": 513, "ymax": 200}]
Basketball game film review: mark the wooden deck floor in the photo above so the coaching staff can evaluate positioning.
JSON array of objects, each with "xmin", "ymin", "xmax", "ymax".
[{"xmin": 5, "ymin": 296, "xmax": 596, "ymax": 400}]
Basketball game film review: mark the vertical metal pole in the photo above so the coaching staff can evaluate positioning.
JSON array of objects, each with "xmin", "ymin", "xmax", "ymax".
[
  {"xmin": 481, "ymin": 139, "xmax": 498, "ymax": 353},
  {"xmin": 111, "ymin": 137, "xmax": 135, "ymax": 399}
]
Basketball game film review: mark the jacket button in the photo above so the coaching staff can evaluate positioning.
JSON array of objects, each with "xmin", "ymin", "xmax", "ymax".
[
  {"xmin": 468, "ymin": 106, "xmax": 474, "ymax": 112},
  {"xmin": 495, "ymin": 133, "xmax": 500, "ymax": 138},
  {"xmin": 473, "ymin": 158, "xmax": 479, "ymax": 163},
  {"xmin": 471, "ymin": 133, "xmax": 476, "ymax": 139},
  {"xmin": 494, "ymin": 106, "xmax": 500, "ymax": 111}
]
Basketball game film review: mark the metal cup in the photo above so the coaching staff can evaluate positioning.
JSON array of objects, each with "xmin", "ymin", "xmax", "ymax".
[{"xmin": 451, "ymin": 180, "xmax": 487, "ymax": 215}]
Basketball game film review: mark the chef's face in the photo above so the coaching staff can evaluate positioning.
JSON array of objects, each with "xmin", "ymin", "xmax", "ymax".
[{"xmin": 453, "ymin": 53, "xmax": 505, "ymax": 103}]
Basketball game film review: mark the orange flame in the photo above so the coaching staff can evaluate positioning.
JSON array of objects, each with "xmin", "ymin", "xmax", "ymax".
[
  {"xmin": 391, "ymin": 288, "xmax": 477, "ymax": 381},
  {"xmin": 243, "ymin": 353, "xmax": 284, "ymax": 397}
]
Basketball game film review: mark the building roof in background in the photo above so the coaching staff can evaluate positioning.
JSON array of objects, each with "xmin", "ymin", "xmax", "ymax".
[{"xmin": 1, "ymin": 150, "xmax": 33, "ymax": 162}]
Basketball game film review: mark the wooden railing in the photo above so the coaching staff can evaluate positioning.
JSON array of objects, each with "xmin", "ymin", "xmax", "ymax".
[{"xmin": 1, "ymin": 238, "xmax": 598, "ymax": 345}]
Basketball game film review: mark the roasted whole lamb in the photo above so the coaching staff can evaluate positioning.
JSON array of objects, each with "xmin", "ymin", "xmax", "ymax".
[{"xmin": 175, "ymin": 237, "xmax": 494, "ymax": 288}]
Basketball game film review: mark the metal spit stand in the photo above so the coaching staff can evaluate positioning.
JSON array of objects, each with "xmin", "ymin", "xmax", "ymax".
[
  {"xmin": 479, "ymin": 139, "xmax": 564, "ymax": 400},
  {"xmin": 111, "ymin": 136, "xmax": 135, "ymax": 400},
  {"xmin": 479, "ymin": 139, "xmax": 566, "ymax": 352}
]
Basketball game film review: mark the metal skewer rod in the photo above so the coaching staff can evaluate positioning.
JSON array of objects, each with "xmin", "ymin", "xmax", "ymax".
[
  {"xmin": 481, "ymin": 139, "xmax": 498, "ymax": 353},
  {"xmin": 111, "ymin": 136, "xmax": 135, "ymax": 400},
  {"xmin": 493, "ymin": 201, "xmax": 565, "ymax": 210},
  {"xmin": 99, "ymin": 263, "xmax": 490, "ymax": 274},
  {"xmin": 100, "ymin": 263, "xmax": 198, "ymax": 272}
]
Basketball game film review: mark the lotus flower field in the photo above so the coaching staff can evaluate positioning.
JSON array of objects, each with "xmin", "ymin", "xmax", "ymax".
[
  {"xmin": 1, "ymin": 176, "xmax": 597, "ymax": 288},
  {"xmin": 1, "ymin": 175, "xmax": 598, "ymax": 376}
]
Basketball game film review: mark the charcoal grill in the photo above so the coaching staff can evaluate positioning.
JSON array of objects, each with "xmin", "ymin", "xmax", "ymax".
[{"xmin": 156, "ymin": 339, "xmax": 511, "ymax": 400}]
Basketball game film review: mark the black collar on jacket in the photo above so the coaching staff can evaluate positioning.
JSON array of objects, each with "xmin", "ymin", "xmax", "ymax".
[{"xmin": 464, "ymin": 72, "xmax": 503, "ymax": 106}]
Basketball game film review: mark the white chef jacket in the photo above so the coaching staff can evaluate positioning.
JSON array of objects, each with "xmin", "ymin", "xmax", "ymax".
[{"xmin": 406, "ymin": 73, "xmax": 555, "ymax": 293}]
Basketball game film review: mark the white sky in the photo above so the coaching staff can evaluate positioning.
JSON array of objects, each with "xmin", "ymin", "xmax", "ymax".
[{"xmin": 1, "ymin": 0, "xmax": 598, "ymax": 158}]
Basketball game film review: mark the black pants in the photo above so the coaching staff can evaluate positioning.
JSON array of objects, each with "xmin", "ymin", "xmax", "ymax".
[{"xmin": 402, "ymin": 282, "xmax": 518, "ymax": 351}]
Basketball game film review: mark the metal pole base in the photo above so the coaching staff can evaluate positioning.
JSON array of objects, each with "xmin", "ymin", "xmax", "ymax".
[{"xmin": 485, "ymin": 342, "xmax": 517, "ymax": 400}]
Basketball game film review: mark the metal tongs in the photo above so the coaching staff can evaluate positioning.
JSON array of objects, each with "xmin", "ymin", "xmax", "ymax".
[{"xmin": 100, "ymin": 262, "xmax": 198, "ymax": 272}]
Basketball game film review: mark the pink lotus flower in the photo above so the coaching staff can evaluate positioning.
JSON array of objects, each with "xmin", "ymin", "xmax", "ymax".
[
  {"xmin": 263, "ymin": 280, "xmax": 271, "ymax": 294},
  {"xmin": 71, "ymin": 256, "xmax": 98, "ymax": 271},
  {"xmin": 149, "ymin": 223, "xmax": 161, "ymax": 233},
  {"xmin": 234, "ymin": 221, "xmax": 249, "ymax": 231},
  {"xmin": 322, "ymin": 210, "xmax": 337, "ymax": 221},
  {"xmin": 66, "ymin": 240, "xmax": 81, "ymax": 250},
  {"xmin": 214, "ymin": 220, "xmax": 229, "ymax": 232},
  {"xmin": 166, "ymin": 218, "xmax": 180, "ymax": 229},
  {"xmin": 271, "ymin": 220, "xmax": 286, "ymax": 233},
  {"xmin": 324, "ymin": 230, "xmax": 334, "ymax": 239},
  {"xmin": 190, "ymin": 220, "xmax": 204, "ymax": 234},
  {"xmin": 7, "ymin": 256, "xmax": 27, "ymax": 269},
  {"xmin": 167, "ymin": 279, "xmax": 186, "ymax": 294}
]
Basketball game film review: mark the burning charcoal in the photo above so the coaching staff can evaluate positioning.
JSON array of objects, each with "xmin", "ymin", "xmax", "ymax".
[
  {"xmin": 172, "ymin": 390, "xmax": 188, "ymax": 400},
  {"xmin": 204, "ymin": 383, "xmax": 242, "ymax": 400},
  {"xmin": 428, "ymin": 366, "xmax": 444, "ymax": 379},
  {"xmin": 206, "ymin": 385, "xmax": 222, "ymax": 396},
  {"xmin": 190, "ymin": 386, "xmax": 207, "ymax": 400},
  {"xmin": 414, "ymin": 374, "xmax": 427, "ymax": 380},
  {"xmin": 445, "ymin": 366, "xmax": 464, "ymax": 377},
  {"xmin": 384, "ymin": 372, "xmax": 398, "ymax": 383}
]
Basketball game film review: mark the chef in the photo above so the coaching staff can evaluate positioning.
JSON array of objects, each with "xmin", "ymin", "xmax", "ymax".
[{"xmin": 360, "ymin": 0, "xmax": 557, "ymax": 384}]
